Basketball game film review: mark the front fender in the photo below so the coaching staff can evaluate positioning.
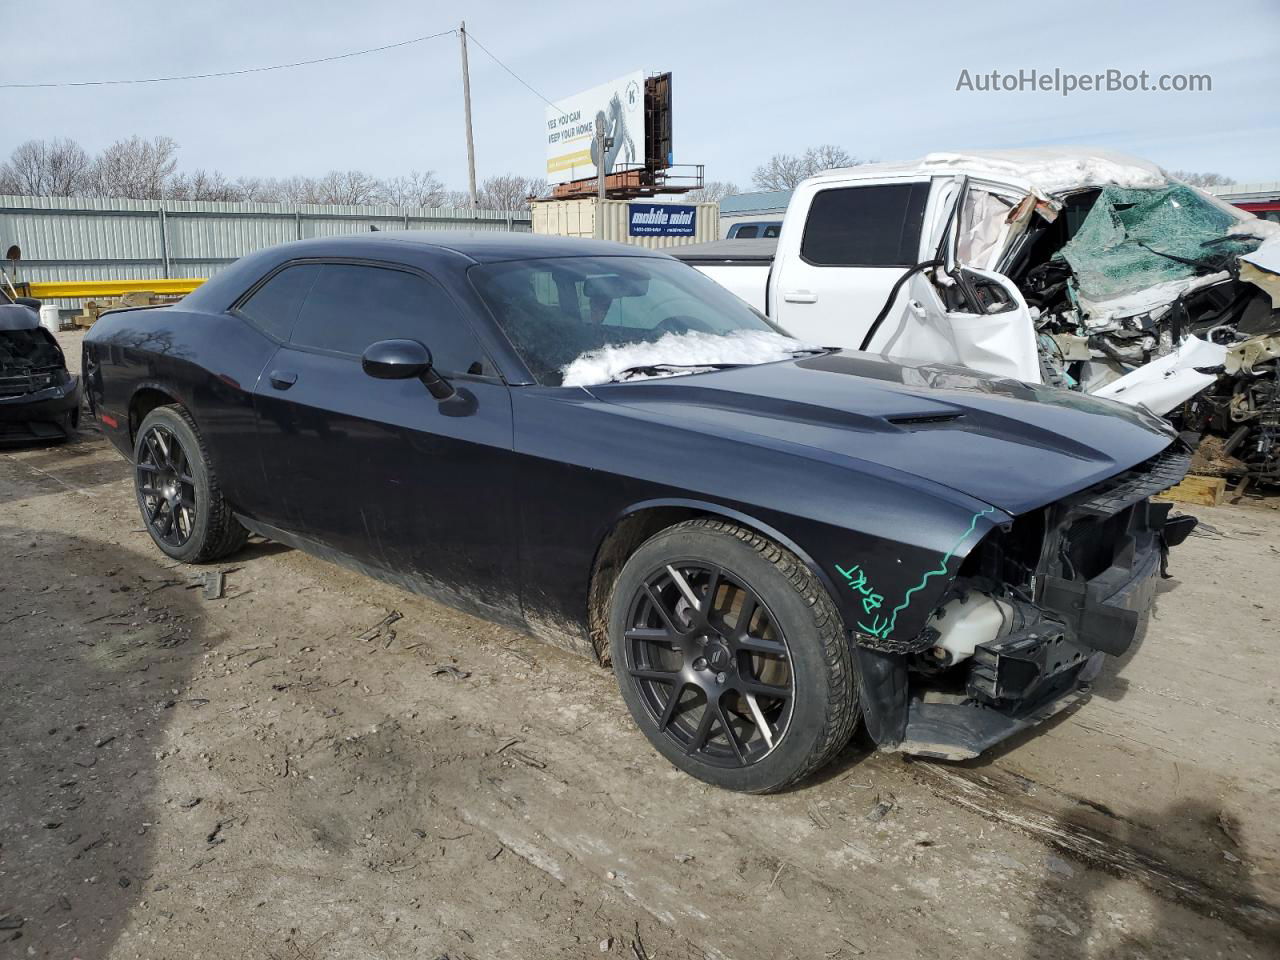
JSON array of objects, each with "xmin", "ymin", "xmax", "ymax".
[{"xmin": 615, "ymin": 494, "xmax": 1009, "ymax": 650}]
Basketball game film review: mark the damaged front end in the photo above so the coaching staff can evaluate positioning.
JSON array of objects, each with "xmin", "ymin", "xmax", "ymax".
[
  {"xmin": 0, "ymin": 304, "xmax": 81, "ymax": 444},
  {"xmin": 875, "ymin": 168, "xmax": 1280, "ymax": 485},
  {"xmin": 1003, "ymin": 183, "xmax": 1280, "ymax": 484},
  {"xmin": 860, "ymin": 446, "xmax": 1196, "ymax": 761}
]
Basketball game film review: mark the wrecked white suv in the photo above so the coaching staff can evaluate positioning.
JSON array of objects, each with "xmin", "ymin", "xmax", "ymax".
[{"xmin": 677, "ymin": 149, "xmax": 1280, "ymax": 483}]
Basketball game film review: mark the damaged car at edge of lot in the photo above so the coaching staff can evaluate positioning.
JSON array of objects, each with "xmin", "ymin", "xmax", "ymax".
[
  {"xmin": 674, "ymin": 148, "xmax": 1280, "ymax": 485},
  {"xmin": 0, "ymin": 288, "xmax": 81, "ymax": 444},
  {"xmin": 84, "ymin": 232, "xmax": 1196, "ymax": 793}
]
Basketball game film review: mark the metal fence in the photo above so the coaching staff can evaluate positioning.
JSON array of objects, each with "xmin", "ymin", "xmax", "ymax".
[{"xmin": 0, "ymin": 195, "xmax": 532, "ymax": 308}]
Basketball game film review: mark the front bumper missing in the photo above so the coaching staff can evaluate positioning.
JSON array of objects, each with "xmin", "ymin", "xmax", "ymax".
[
  {"xmin": 863, "ymin": 445, "xmax": 1192, "ymax": 761},
  {"xmin": 0, "ymin": 376, "xmax": 81, "ymax": 443}
]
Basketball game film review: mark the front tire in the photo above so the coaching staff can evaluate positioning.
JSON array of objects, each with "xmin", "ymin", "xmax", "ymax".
[
  {"xmin": 609, "ymin": 518, "xmax": 859, "ymax": 793},
  {"xmin": 133, "ymin": 404, "xmax": 248, "ymax": 563}
]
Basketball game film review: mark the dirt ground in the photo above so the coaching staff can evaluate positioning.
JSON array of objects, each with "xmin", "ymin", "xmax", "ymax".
[{"xmin": 1, "ymin": 332, "xmax": 1278, "ymax": 960}]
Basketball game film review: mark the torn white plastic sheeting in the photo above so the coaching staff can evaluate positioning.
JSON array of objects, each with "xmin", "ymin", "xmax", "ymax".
[
  {"xmin": 1092, "ymin": 335, "xmax": 1227, "ymax": 415},
  {"xmin": 561, "ymin": 329, "xmax": 813, "ymax": 387}
]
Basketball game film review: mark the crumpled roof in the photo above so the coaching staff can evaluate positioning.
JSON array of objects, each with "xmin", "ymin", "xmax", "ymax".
[{"xmin": 919, "ymin": 148, "xmax": 1168, "ymax": 196}]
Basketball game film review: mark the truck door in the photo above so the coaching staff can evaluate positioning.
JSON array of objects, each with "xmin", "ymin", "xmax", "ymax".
[
  {"xmin": 770, "ymin": 178, "xmax": 931, "ymax": 346},
  {"xmin": 861, "ymin": 178, "xmax": 1041, "ymax": 383}
]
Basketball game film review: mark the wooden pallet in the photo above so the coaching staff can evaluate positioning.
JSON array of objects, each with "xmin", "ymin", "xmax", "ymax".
[
  {"xmin": 73, "ymin": 291, "xmax": 178, "ymax": 327},
  {"xmin": 1154, "ymin": 474, "xmax": 1228, "ymax": 507}
]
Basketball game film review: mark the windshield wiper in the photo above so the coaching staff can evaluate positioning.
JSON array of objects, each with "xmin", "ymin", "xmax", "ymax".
[{"xmin": 608, "ymin": 362, "xmax": 744, "ymax": 383}]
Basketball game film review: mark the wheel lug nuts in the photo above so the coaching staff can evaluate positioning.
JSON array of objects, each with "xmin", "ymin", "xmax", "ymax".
[
  {"xmin": 716, "ymin": 672, "xmax": 727, "ymax": 684},
  {"xmin": 693, "ymin": 657, "xmax": 707, "ymax": 670}
]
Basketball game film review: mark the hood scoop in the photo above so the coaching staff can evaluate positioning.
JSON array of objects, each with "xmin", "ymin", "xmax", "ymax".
[{"xmin": 886, "ymin": 413, "xmax": 963, "ymax": 427}]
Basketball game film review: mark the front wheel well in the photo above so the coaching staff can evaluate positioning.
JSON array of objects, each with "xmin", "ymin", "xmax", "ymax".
[
  {"xmin": 128, "ymin": 388, "xmax": 180, "ymax": 445},
  {"xmin": 586, "ymin": 505, "xmax": 841, "ymax": 663}
]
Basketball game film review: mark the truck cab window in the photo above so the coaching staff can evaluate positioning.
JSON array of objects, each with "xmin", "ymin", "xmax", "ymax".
[{"xmin": 800, "ymin": 182, "xmax": 930, "ymax": 267}]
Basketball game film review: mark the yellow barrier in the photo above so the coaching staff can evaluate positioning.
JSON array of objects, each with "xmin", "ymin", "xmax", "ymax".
[{"xmin": 27, "ymin": 278, "xmax": 207, "ymax": 299}]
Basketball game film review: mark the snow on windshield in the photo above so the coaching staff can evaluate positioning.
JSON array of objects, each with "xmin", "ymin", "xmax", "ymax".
[{"xmin": 561, "ymin": 329, "xmax": 816, "ymax": 387}]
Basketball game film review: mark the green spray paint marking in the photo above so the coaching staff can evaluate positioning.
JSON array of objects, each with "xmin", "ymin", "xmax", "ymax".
[{"xmin": 837, "ymin": 506, "xmax": 997, "ymax": 639}]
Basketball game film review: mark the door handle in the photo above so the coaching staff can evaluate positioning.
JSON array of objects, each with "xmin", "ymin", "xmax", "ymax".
[
  {"xmin": 782, "ymin": 290, "xmax": 818, "ymax": 304},
  {"xmin": 269, "ymin": 370, "xmax": 298, "ymax": 390}
]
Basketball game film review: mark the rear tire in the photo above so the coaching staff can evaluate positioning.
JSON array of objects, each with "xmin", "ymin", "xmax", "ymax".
[
  {"xmin": 609, "ymin": 518, "xmax": 858, "ymax": 793},
  {"xmin": 133, "ymin": 404, "xmax": 248, "ymax": 563}
]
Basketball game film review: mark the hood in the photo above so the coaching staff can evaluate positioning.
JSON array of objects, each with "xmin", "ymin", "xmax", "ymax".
[
  {"xmin": 0, "ymin": 302, "xmax": 40, "ymax": 331},
  {"xmin": 585, "ymin": 351, "xmax": 1176, "ymax": 515}
]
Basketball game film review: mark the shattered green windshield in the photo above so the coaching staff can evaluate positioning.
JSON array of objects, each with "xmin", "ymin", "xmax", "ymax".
[{"xmin": 1058, "ymin": 184, "xmax": 1262, "ymax": 302}]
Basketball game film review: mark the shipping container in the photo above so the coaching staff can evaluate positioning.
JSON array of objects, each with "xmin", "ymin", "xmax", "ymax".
[{"xmin": 531, "ymin": 198, "xmax": 719, "ymax": 250}]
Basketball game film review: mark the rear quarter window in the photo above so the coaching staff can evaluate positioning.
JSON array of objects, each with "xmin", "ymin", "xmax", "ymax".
[
  {"xmin": 236, "ymin": 263, "xmax": 322, "ymax": 341},
  {"xmin": 800, "ymin": 182, "xmax": 930, "ymax": 267}
]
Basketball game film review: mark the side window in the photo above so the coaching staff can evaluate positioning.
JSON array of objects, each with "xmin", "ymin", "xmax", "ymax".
[
  {"xmin": 800, "ymin": 182, "xmax": 930, "ymax": 267},
  {"xmin": 735, "ymin": 225, "xmax": 759, "ymax": 239},
  {"xmin": 237, "ymin": 263, "xmax": 322, "ymax": 341},
  {"xmin": 289, "ymin": 263, "xmax": 487, "ymax": 375},
  {"xmin": 762, "ymin": 224, "xmax": 781, "ymax": 238}
]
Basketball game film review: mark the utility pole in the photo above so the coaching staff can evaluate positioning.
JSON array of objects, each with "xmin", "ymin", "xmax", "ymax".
[{"xmin": 459, "ymin": 21, "xmax": 478, "ymax": 210}]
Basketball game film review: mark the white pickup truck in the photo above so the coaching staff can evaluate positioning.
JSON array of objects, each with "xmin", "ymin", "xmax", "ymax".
[{"xmin": 674, "ymin": 148, "xmax": 1279, "ymax": 415}]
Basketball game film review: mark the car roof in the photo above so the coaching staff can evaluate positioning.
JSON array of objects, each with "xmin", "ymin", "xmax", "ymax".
[{"xmin": 329, "ymin": 230, "xmax": 671, "ymax": 263}]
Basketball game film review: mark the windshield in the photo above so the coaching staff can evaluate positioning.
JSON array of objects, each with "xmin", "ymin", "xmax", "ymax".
[{"xmin": 470, "ymin": 255, "xmax": 806, "ymax": 386}]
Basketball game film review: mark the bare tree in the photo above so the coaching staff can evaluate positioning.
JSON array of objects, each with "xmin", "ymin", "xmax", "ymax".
[
  {"xmin": 803, "ymin": 144, "xmax": 857, "ymax": 175},
  {"xmin": 233, "ymin": 176, "xmax": 278, "ymax": 202},
  {"xmin": 90, "ymin": 135, "xmax": 179, "ymax": 199},
  {"xmin": 311, "ymin": 169, "xmax": 384, "ymax": 205},
  {"xmin": 1169, "ymin": 169, "xmax": 1235, "ymax": 188},
  {"xmin": 379, "ymin": 169, "xmax": 446, "ymax": 207},
  {"xmin": 682, "ymin": 180, "xmax": 740, "ymax": 204},
  {"xmin": 0, "ymin": 131, "xmax": 553, "ymax": 213},
  {"xmin": 263, "ymin": 175, "xmax": 321, "ymax": 204},
  {"xmin": 751, "ymin": 153, "xmax": 810, "ymax": 191},
  {"xmin": 440, "ymin": 189, "xmax": 476, "ymax": 209},
  {"xmin": 477, "ymin": 174, "xmax": 547, "ymax": 211},
  {"xmin": 167, "ymin": 168, "xmax": 242, "ymax": 201},
  {"xmin": 751, "ymin": 144, "xmax": 863, "ymax": 191},
  {"xmin": 0, "ymin": 138, "xmax": 93, "ymax": 196}
]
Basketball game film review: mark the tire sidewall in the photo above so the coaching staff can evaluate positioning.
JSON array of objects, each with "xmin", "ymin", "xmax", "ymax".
[
  {"xmin": 609, "ymin": 524, "xmax": 849, "ymax": 793},
  {"xmin": 133, "ymin": 406, "xmax": 215, "ymax": 563}
]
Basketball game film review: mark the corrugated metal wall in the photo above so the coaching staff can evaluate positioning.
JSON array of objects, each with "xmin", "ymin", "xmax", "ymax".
[
  {"xmin": 531, "ymin": 198, "xmax": 720, "ymax": 249},
  {"xmin": 0, "ymin": 195, "xmax": 532, "ymax": 308}
]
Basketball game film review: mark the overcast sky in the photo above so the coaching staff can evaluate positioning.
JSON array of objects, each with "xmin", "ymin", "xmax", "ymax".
[{"xmin": 5, "ymin": 0, "xmax": 1279, "ymax": 189}]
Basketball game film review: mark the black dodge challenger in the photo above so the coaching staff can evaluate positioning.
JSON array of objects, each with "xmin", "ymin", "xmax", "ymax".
[{"xmin": 84, "ymin": 232, "xmax": 1194, "ymax": 793}]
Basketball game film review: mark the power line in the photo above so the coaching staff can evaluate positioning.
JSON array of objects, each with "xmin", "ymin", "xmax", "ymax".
[
  {"xmin": 0, "ymin": 30, "xmax": 456, "ymax": 89},
  {"xmin": 464, "ymin": 29, "xmax": 568, "ymax": 119}
]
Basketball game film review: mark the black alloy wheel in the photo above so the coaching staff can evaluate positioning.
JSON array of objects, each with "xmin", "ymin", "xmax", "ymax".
[
  {"xmin": 136, "ymin": 422, "xmax": 197, "ymax": 549},
  {"xmin": 623, "ymin": 560, "xmax": 794, "ymax": 767},
  {"xmin": 132, "ymin": 404, "xmax": 248, "ymax": 563},
  {"xmin": 610, "ymin": 518, "xmax": 859, "ymax": 793}
]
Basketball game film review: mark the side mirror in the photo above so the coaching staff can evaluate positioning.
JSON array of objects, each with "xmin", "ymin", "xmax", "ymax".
[{"xmin": 361, "ymin": 339, "xmax": 455, "ymax": 400}]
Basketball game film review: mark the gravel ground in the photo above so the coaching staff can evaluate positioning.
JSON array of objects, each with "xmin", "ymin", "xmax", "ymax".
[{"xmin": 0, "ymin": 330, "xmax": 1277, "ymax": 959}]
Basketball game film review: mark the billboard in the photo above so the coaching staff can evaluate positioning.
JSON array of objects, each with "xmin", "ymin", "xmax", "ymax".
[
  {"xmin": 627, "ymin": 203, "xmax": 696, "ymax": 237},
  {"xmin": 546, "ymin": 71, "xmax": 645, "ymax": 185}
]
